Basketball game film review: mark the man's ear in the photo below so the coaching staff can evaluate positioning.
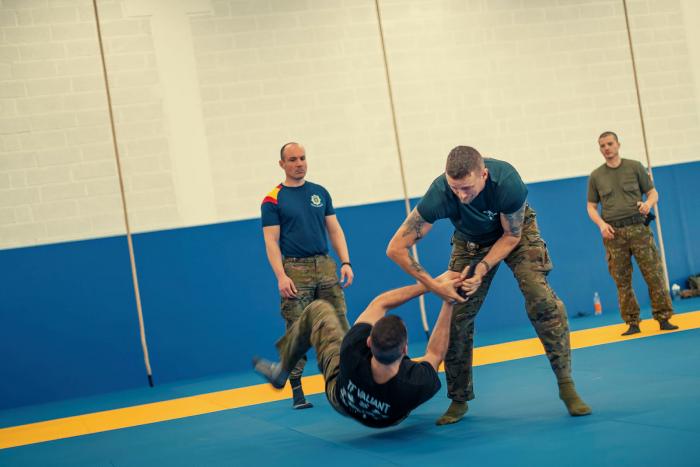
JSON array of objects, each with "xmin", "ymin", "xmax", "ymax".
[
  {"xmin": 278, "ymin": 159, "xmax": 285, "ymax": 169},
  {"xmin": 366, "ymin": 336, "xmax": 372, "ymax": 349}
]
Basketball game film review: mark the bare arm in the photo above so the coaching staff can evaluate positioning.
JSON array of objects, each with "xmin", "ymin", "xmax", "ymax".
[
  {"xmin": 386, "ymin": 208, "xmax": 464, "ymax": 303},
  {"xmin": 587, "ymin": 202, "xmax": 615, "ymax": 240},
  {"xmin": 459, "ymin": 203, "xmax": 525, "ymax": 296},
  {"xmin": 325, "ymin": 214, "xmax": 353, "ymax": 288},
  {"xmin": 263, "ymin": 225, "xmax": 297, "ymax": 298},
  {"xmin": 355, "ymin": 271, "xmax": 461, "ymax": 326},
  {"xmin": 420, "ymin": 301, "xmax": 454, "ymax": 371}
]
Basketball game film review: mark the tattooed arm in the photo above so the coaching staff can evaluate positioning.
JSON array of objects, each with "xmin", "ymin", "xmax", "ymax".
[
  {"xmin": 459, "ymin": 202, "xmax": 526, "ymax": 296},
  {"xmin": 387, "ymin": 208, "xmax": 465, "ymax": 303}
]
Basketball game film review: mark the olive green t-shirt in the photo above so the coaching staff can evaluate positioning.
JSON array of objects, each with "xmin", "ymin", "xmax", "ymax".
[
  {"xmin": 416, "ymin": 158, "xmax": 528, "ymax": 245},
  {"xmin": 587, "ymin": 158, "xmax": 654, "ymax": 222}
]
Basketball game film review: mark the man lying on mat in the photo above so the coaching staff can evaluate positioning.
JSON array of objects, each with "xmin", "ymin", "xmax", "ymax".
[{"xmin": 253, "ymin": 272, "xmax": 461, "ymax": 428}]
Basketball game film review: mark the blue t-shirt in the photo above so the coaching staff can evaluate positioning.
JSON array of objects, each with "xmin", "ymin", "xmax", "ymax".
[
  {"xmin": 261, "ymin": 181, "xmax": 335, "ymax": 258},
  {"xmin": 416, "ymin": 158, "xmax": 528, "ymax": 245}
]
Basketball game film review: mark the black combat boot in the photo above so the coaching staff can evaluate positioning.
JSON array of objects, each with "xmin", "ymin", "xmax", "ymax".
[
  {"xmin": 621, "ymin": 323, "xmax": 641, "ymax": 336},
  {"xmin": 659, "ymin": 319, "xmax": 679, "ymax": 331}
]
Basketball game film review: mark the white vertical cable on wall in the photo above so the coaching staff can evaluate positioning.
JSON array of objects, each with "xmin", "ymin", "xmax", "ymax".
[
  {"xmin": 92, "ymin": 0, "xmax": 154, "ymax": 387},
  {"xmin": 373, "ymin": 0, "xmax": 430, "ymax": 337},
  {"xmin": 622, "ymin": 0, "xmax": 671, "ymax": 290}
]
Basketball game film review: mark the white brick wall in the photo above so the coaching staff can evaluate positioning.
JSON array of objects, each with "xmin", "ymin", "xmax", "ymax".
[
  {"xmin": 378, "ymin": 0, "xmax": 699, "ymax": 195},
  {"xmin": 192, "ymin": 0, "xmax": 402, "ymax": 221},
  {"xmin": 0, "ymin": 0, "xmax": 126, "ymax": 249},
  {"xmin": 1, "ymin": 0, "xmax": 699, "ymax": 250}
]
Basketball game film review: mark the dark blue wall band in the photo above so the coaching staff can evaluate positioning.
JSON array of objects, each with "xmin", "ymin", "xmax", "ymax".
[{"xmin": 1, "ymin": 161, "xmax": 698, "ymax": 409}]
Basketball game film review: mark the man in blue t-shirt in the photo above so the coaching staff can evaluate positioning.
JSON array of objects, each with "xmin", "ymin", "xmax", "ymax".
[
  {"xmin": 260, "ymin": 142, "xmax": 354, "ymax": 409},
  {"xmin": 387, "ymin": 146, "xmax": 591, "ymax": 425},
  {"xmin": 253, "ymin": 273, "xmax": 462, "ymax": 428}
]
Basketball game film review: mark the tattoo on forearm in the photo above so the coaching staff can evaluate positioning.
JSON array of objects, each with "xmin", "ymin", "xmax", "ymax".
[
  {"xmin": 401, "ymin": 210, "xmax": 426, "ymax": 241},
  {"xmin": 409, "ymin": 255, "xmax": 425, "ymax": 273},
  {"xmin": 504, "ymin": 204, "xmax": 525, "ymax": 236}
]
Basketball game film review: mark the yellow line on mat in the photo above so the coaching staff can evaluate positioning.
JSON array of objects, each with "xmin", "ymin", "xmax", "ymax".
[{"xmin": 1, "ymin": 311, "xmax": 698, "ymax": 450}]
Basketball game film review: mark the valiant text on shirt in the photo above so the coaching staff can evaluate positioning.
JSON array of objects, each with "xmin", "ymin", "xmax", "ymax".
[{"xmin": 339, "ymin": 379, "xmax": 391, "ymax": 420}]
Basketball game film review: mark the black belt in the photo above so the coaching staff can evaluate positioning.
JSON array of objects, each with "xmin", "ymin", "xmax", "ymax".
[{"xmin": 607, "ymin": 214, "xmax": 645, "ymax": 228}]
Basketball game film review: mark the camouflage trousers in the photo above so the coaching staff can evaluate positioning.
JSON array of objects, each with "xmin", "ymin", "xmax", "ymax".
[
  {"xmin": 446, "ymin": 206, "xmax": 572, "ymax": 402},
  {"xmin": 281, "ymin": 255, "xmax": 349, "ymax": 382},
  {"xmin": 603, "ymin": 223, "xmax": 673, "ymax": 325},
  {"xmin": 276, "ymin": 300, "xmax": 345, "ymax": 413}
]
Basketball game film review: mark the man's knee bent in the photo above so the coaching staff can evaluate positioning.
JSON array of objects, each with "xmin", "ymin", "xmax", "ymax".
[{"xmin": 303, "ymin": 299, "xmax": 337, "ymax": 321}]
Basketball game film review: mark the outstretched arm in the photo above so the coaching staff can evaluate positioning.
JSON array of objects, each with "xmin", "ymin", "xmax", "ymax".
[
  {"xmin": 354, "ymin": 283, "xmax": 427, "ymax": 327},
  {"xmin": 355, "ymin": 272, "xmax": 462, "ymax": 327},
  {"xmin": 386, "ymin": 208, "xmax": 464, "ymax": 303},
  {"xmin": 420, "ymin": 301, "xmax": 454, "ymax": 371}
]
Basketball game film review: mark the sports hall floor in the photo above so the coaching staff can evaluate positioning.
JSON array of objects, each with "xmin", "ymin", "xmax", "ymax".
[{"xmin": 1, "ymin": 298, "xmax": 699, "ymax": 467}]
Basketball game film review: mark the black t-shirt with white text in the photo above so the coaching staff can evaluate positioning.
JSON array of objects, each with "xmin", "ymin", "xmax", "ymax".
[{"xmin": 334, "ymin": 323, "xmax": 441, "ymax": 428}]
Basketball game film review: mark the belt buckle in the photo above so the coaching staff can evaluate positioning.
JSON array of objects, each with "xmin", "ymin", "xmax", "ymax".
[{"xmin": 467, "ymin": 241, "xmax": 478, "ymax": 252}]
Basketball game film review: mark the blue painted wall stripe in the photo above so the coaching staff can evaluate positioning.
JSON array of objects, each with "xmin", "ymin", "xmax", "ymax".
[{"xmin": 1, "ymin": 160, "xmax": 698, "ymax": 409}]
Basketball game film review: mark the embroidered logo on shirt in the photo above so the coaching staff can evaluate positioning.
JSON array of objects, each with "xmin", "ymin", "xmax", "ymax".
[
  {"xmin": 482, "ymin": 210, "xmax": 497, "ymax": 220},
  {"xmin": 310, "ymin": 194, "xmax": 323, "ymax": 208}
]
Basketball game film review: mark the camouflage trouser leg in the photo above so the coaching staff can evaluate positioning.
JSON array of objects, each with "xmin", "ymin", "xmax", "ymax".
[
  {"xmin": 630, "ymin": 225, "xmax": 673, "ymax": 321},
  {"xmin": 505, "ymin": 209, "xmax": 571, "ymax": 383},
  {"xmin": 604, "ymin": 224, "xmax": 673, "ymax": 323},
  {"xmin": 281, "ymin": 255, "xmax": 350, "ymax": 380},
  {"xmin": 280, "ymin": 290, "xmax": 314, "ymax": 381},
  {"xmin": 444, "ymin": 237, "xmax": 501, "ymax": 402},
  {"xmin": 604, "ymin": 229, "xmax": 640, "ymax": 325},
  {"xmin": 275, "ymin": 300, "xmax": 344, "ymax": 411},
  {"xmin": 315, "ymin": 256, "xmax": 350, "ymax": 333}
]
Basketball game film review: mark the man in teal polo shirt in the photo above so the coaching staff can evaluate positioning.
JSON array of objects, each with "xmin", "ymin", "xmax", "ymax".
[
  {"xmin": 261, "ymin": 142, "xmax": 354, "ymax": 409},
  {"xmin": 387, "ymin": 146, "xmax": 591, "ymax": 425}
]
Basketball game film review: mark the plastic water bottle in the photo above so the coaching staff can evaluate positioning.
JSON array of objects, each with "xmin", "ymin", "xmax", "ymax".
[
  {"xmin": 593, "ymin": 292, "xmax": 602, "ymax": 316},
  {"xmin": 671, "ymin": 283, "xmax": 681, "ymax": 300}
]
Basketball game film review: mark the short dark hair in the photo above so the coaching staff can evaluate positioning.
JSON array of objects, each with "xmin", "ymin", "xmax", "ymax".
[
  {"xmin": 280, "ymin": 142, "xmax": 297, "ymax": 160},
  {"xmin": 446, "ymin": 146, "xmax": 484, "ymax": 179},
  {"xmin": 370, "ymin": 315, "xmax": 407, "ymax": 364},
  {"xmin": 598, "ymin": 131, "xmax": 619, "ymax": 142}
]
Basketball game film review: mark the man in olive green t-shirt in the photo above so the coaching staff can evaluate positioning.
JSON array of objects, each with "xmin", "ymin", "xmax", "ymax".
[{"xmin": 587, "ymin": 131, "xmax": 678, "ymax": 335}]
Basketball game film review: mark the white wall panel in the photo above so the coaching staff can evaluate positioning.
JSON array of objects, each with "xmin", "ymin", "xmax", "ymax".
[
  {"xmin": 0, "ymin": 0, "xmax": 125, "ymax": 249},
  {"xmin": 379, "ymin": 0, "xmax": 699, "ymax": 196},
  {"xmin": 1, "ymin": 0, "xmax": 698, "ymax": 250}
]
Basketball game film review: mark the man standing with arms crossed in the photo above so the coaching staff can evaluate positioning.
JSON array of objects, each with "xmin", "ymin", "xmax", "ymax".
[
  {"xmin": 587, "ymin": 131, "xmax": 678, "ymax": 336},
  {"xmin": 387, "ymin": 146, "xmax": 591, "ymax": 425},
  {"xmin": 261, "ymin": 142, "xmax": 354, "ymax": 409}
]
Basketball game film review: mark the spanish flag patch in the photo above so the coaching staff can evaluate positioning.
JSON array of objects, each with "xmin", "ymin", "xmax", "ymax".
[{"xmin": 262, "ymin": 184, "xmax": 283, "ymax": 205}]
